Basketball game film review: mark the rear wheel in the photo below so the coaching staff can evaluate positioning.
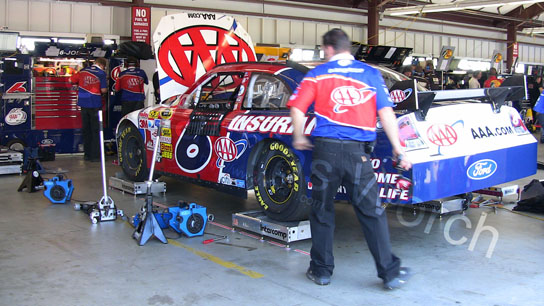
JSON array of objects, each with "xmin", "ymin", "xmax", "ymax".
[
  {"xmin": 117, "ymin": 124, "xmax": 149, "ymax": 181},
  {"xmin": 254, "ymin": 141, "xmax": 310, "ymax": 221}
]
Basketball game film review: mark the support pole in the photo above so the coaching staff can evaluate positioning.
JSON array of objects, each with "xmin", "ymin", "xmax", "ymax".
[
  {"xmin": 368, "ymin": 0, "xmax": 379, "ymax": 46},
  {"xmin": 506, "ymin": 23, "xmax": 517, "ymax": 74}
]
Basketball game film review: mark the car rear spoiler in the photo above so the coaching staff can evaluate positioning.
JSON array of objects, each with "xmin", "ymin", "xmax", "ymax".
[{"xmin": 390, "ymin": 75, "xmax": 527, "ymax": 120}]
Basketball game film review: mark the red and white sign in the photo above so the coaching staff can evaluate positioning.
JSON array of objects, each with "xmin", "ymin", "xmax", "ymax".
[
  {"xmin": 512, "ymin": 42, "xmax": 519, "ymax": 59},
  {"xmin": 427, "ymin": 124, "xmax": 457, "ymax": 147},
  {"xmin": 330, "ymin": 86, "xmax": 374, "ymax": 113},
  {"xmin": 153, "ymin": 13, "xmax": 256, "ymax": 101},
  {"xmin": 132, "ymin": 7, "xmax": 151, "ymax": 44}
]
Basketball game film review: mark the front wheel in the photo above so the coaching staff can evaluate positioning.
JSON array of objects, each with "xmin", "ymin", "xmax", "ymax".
[
  {"xmin": 117, "ymin": 124, "xmax": 149, "ymax": 182},
  {"xmin": 253, "ymin": 141, "xmax": 310, "ymax": 222}
]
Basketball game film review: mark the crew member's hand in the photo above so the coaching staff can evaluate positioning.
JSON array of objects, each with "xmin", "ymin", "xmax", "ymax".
[
  {"xmin": 292, "ymin": 135, "xmax": 313, "ymax": 151},
  {"xmin": 394, "ymin": 149, "xmax": 412, "ymax": 171}
]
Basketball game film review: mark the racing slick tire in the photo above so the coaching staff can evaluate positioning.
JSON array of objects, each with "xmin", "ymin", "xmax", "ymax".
[
  {"xmin": 117, "ymin": 124, "xmax": 149, "ymax": 182},
  {"xmin": 254, "ymin": 141, "xmax": 311, "ymax": 222}
]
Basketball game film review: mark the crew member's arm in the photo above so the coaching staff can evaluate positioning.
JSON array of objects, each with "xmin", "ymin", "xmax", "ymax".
[
  {"xmin": 288, "ymin": 72, "xmax": 317, "ymax": 151},
  {"xmin": 290, "ymin": 107, "xmax": 313, "ymax": 150},
  {"xmin": 378, "ymin": 107, "xmax": 412, "ymax": 171}
]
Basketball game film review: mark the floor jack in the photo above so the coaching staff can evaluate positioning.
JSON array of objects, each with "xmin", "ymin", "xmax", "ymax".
[
  {"xmin": 132, "ymin": 123, "xmax": 167, "ymax": 246},
  {"xmin": 74, "ymin": 111, "xmax": 123, "ymax": 224}
]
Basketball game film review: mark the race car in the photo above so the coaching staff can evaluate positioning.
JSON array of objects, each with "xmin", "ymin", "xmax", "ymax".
[
  {"xmin": 116, "ymin": 12, "xmax": 536, "ymax": 221},
  {"xmin": 116, "ymin": 59, "xmax": 537, "ymax": 221}
]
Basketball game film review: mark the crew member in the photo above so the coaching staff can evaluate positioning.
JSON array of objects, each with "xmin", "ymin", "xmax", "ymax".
[
  {"xmin": 152, "ymin": 70, "xmax": 161, "ymax": 104},
  {"xmin": 70, "ymin": 57, "xmax": 108, "ymax": 162},
  {"xmin": 116, "ymin": 57, "xmax": 149, "ymax": 116},
  {"xmin": 288, "ymin": 28, "xmax": 413, "ymax": 290}
]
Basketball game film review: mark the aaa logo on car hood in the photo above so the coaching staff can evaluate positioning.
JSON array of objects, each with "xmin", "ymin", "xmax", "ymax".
[{"xmin": 467, "ymin": 159, "xmax": 497, "ymax": 180}]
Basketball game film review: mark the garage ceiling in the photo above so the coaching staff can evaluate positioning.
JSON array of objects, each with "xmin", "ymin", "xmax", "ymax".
[{"xmin": 279, "ymin": 0, "xmax": 544, "ymax": 30}]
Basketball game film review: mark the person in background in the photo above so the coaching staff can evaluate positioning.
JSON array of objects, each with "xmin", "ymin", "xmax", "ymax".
[
  {"xmin": 468, "ymin": 71, "xmax": 482, "ymax": 88},
  {"xmin": 424, "ymin": 60, "xmax": 442, "ymax": 90},
  {"xmin": 402, "ymin": 66, "xmax": 412, "ymax": 78},
  {"xmin": 528, "ymin": 75, "xmax": 543, "ymax": 109},
  {"xmin": 413, "ymin": 65, "xmax": 424, "ymax": 77},
  {"xmin": 115, "ymin": 57, "xmax": 148, "ymax": 116},
  {"xmin": 70, "ymin": 57, "xmax": 108, "ymax": 162},
  {"xmin": 484, "ymin": 68, "xmax": 502, "ymax": 88},
  {"xmin": 288, "ymin": 28, "xmax": 412, "ymax": 290},
  {"xmin": 152, "ymin": 70, "xmax": 161, "ymax": 104},
  {"xmin": 533, "ymin": 90, "xmax": 544, "ymax": 143}
]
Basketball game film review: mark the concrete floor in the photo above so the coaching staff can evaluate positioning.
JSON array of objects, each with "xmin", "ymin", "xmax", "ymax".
[{"xmin": 1, "ymin": 145, "xmax": 544, "ymax": 306}]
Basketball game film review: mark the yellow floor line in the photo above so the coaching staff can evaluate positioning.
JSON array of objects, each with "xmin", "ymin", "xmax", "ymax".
[
  {"xmin": 125, "ymin": 220, "xmax": 263, "ymax": 279},
  {"xmin": 168, "ymin": 239, "xmax": 264, "ymax": 279}
]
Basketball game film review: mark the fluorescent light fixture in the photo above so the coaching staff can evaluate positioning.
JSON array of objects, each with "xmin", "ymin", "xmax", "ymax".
[
  {"xmin": 104, "ymin": 39, "xmax": 115, "ymax": 45},
  {"xmin": 58, "ymin": 39, "xmax": 85, "ymax": 44},
  {"xmin": 521, "ymin": 27, "xmax": 544, "ymax": 34},
  {"xmin": 385, "ymin": 0, "xmax": 544, "ymax": 16}
]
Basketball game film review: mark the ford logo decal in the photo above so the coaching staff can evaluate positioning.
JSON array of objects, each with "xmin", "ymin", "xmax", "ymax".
[{"xmin": 467, "ymin": 159, "xmax": 497, "ymax": 180}]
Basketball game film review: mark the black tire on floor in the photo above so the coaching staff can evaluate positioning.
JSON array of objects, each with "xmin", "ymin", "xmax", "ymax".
[
  {"xmin": 117, "ymin": 124, "xmax": 149, "ymax": 182},
  {"xmin": 253, "ymin": 141, "xmax": 311, "ymax": 222}
]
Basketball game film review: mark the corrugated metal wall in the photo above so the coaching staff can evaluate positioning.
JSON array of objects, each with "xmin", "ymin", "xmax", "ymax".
[{"xmin": 1, "ymin": 0, "xmax": 543, "ymax": 64}]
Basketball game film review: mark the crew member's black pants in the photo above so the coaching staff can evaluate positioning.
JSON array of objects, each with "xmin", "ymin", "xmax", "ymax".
[
  {"xmin": 121, "ymin": 100, "xmax": 145, "ymax": 117},
  {"xmin": 309, "ymin": 137, "xmax": 401, "ymax": 283},
  {"xmin": 80, "ymin": 107, "xmax": 100, "ymax": 160}
]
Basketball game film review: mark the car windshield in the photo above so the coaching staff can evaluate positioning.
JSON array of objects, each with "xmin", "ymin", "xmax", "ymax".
[{"xmin": 194, "ymin": 72, "xmax": 244, "ymax": 111}]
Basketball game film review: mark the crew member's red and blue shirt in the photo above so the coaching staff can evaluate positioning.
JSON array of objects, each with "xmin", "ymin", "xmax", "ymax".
[
  {"xmin": 70, "ymin": 65, "xmax": 107, "ymax": 108},
  {"xmin": 287, "ymin": 54, "xmax": 394, "ymax": 142},
  {"xmin": 115, "ymin": 68, "xmax": 148, "ymax": 102}
]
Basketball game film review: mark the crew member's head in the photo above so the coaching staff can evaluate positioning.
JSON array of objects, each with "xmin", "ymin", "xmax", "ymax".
[
  {"xmin": 94, "ymin": 58, "xmax": 107, "ymax": 70},
  {"xmin": 126, "ymin": 57, "xmax": 139, "ymax": 68},
  {"xmin": 473, "ymin": 71, "xmax": 482, "ymax": 79},
  {"xmin": 489, "ymin": 67, "xmax": 497, "ymax": 76},
  {"xmin": 322, "ymin": 28, "xmax": 351, "ymax": 60}
]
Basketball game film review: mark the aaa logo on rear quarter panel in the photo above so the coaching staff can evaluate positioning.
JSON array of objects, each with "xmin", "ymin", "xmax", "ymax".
[{"xmin": 467, "ymin": 159, "xmax": 497, "ymax": 180}]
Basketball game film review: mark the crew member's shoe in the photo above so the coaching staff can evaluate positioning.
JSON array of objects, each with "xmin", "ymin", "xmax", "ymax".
[
  {"xmin": 383, "ymin": 267, "xmax": 413, "ymax": 290},
  {"xmin": 306, "ymin": 267, "xmax": 331, "ymax": 286}
]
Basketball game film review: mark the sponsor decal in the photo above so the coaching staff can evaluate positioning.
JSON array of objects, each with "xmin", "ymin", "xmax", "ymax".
[
  {"xmin": 149, "ymin": 110, "xmax": 160, "ymax": 119},
  {"xmin": 160, "ymin": 136, "xmax": 171, "ymax": 144},
  {"xmin": 330, "ymin": 86, "xmax": 375, "ymax": 113},
  {"xmin": 161, "ymin": 143, "xmax": 173, "ymax": 159},
  {"xmin": 5, "ymin": 108, "xmax": 27, "ymax": 125},
  {"xmin": 227, "ymin": 115, "xmax": 315, "ymax": 135},
  {"xmin": 215, "ymin": 137, "xmax": 237, "ymax": 162},
  {"xmin": 187, "ymin": 12, "xmax": 216, "ymax": 20},
  {"xmin": 41, "ymin": 139, "xmax": 54, "ymax": 145},
  {"xmin": 138, "ymin": 113, "xmax": 148, "ymax": 128},
  {"xmin": 214, "ymin": 137, "xmax": 247, "ymax": 164},
  {"xmin": 146, "ymin": 140, "xmax": 154, "ymax": 150},
  {"xmin": 390, "ymin": 88, "xmax": 412, "ymax": 104},
  {"xmin": 160, "ymin": 108, "xmax": 173, "ymax": 120},
  {"xmin": 6, "ymin": 81, "xmax": 27, "ymax": 93},
  {"xmin": 467, "ymin": 159, "xmax": 497, "ymax": 180},
  {"xmin": 161, "ymin": 127, "xmax": 172, "ymax": 138},
  {"xmin": 260, "ymin": 224, "xmax": 287, "ymax": 240},
  {"xmin": 148, "ymin": 119, "xmax": 161, "ymax": 131},
  {"xmin": 509, "ymin": 111, "xmax": 528, "ymax": 135},
  {"xmin": 398, "ymin": 116, "xmax": 427, "ymax": 151},
  {"xmin": 218, "ymin": 173, "xmax": 246, "ymax": 188},
  {"xmin": 427, "ymin": 124, "xmax": 457, "ymax": 146},
  {"xmin": 471, "ymin": 126, "xmax": 514, "ymax": 139}
]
